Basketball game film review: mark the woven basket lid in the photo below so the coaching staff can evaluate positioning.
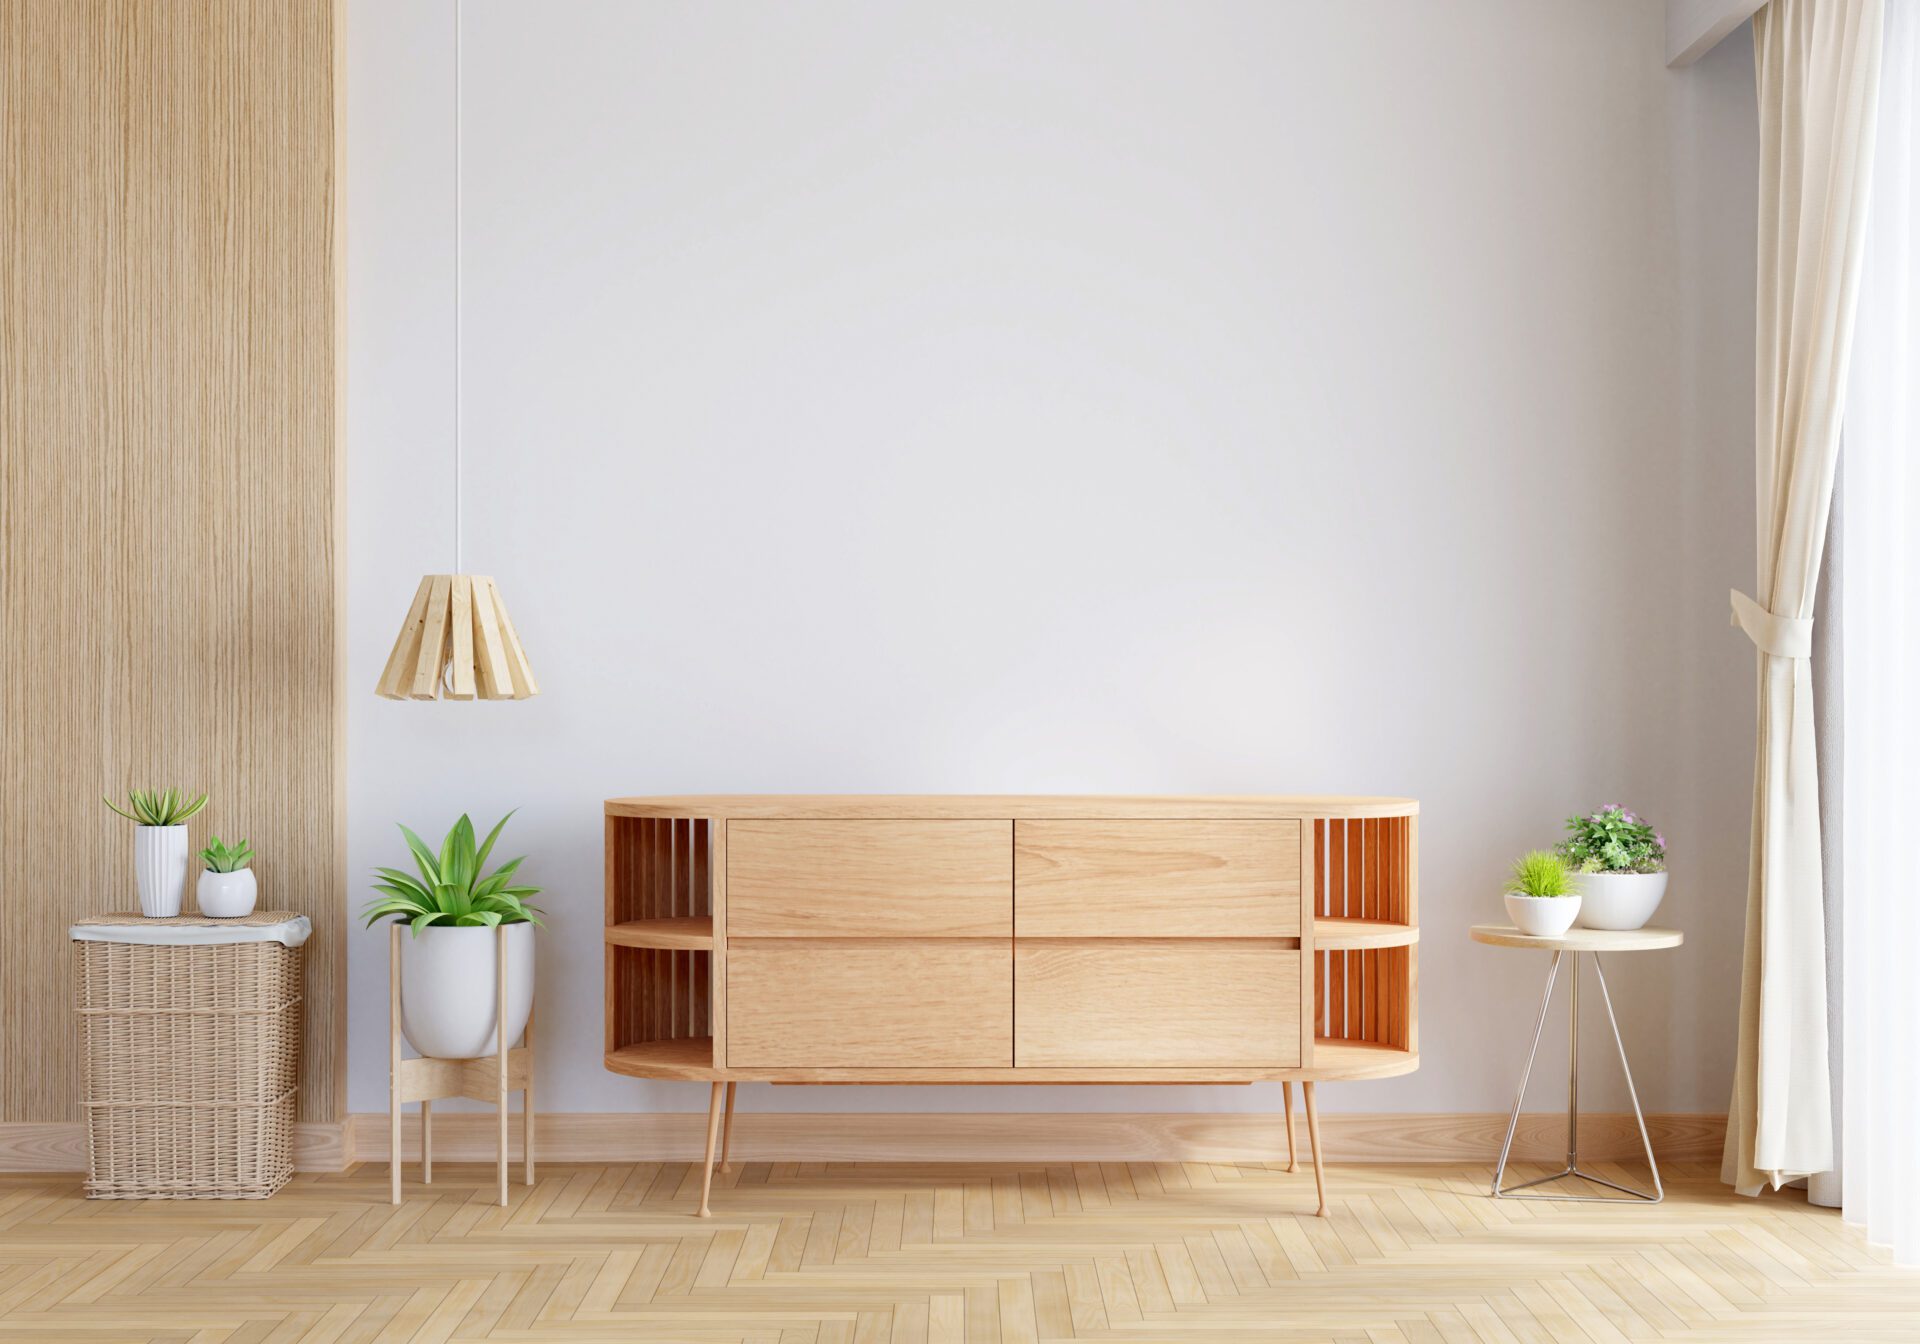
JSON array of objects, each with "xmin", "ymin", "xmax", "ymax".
[{"xmin": 70, "ymin": 911, "xmax": 311, "ymax": 947}]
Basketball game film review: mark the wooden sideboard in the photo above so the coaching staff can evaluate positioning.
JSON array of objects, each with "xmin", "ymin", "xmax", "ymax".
[{"xmin": 603, "ymin": 796, "xmax": 1419, "ymax": 1215}]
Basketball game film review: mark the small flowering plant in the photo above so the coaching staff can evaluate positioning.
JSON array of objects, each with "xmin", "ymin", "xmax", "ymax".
[{"xmin": 1559, "ymin": 804, "xmax": 1666, "ymax": 874}]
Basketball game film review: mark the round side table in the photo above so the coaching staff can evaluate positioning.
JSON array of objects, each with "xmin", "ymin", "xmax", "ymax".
[{"xmin": 1469, "ymin": 924, "xmax": 1683, "ymax": 1204}]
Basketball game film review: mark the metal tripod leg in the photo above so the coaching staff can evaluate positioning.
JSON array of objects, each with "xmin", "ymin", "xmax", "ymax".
[{"xmin": 1492, "ymin": 950, "xmax": 1662, "ymax": 1203}]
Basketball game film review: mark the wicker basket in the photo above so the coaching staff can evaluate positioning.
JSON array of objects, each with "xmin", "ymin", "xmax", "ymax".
[{"xmin": 71, "ymin": 912, "xmax": 305, "ymax": 1199}]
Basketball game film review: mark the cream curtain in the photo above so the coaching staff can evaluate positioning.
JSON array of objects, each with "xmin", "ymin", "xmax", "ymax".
[{"xmin": 1724, "ymin": 0, "xmax": 1884, "ymax": 1197}]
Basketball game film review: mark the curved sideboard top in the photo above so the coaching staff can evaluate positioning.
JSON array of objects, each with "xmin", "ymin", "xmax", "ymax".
[
  {"xmin": 604, "ymin": 794, "xmax": 1419, "ymax": 1087},
  {"xmin": 608, "ymin": 794, "xmax": 1420, "ymax": 820}
]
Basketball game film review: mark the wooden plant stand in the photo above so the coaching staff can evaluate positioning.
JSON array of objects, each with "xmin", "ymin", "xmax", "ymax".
[{"xmin": 388, "ymin": 923, "xmax": 535, "ymax": 1206}]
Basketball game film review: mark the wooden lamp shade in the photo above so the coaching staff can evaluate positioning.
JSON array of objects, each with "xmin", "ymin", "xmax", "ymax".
[{"xmin": 376, "ymin": 574, "xmax": 539, "ymax": 701}]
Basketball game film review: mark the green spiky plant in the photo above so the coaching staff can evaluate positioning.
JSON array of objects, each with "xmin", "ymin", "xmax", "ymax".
[
  {"xmin": 199, "ymin": 836, "xmax": 252, "ymax": 873},
  {"xmin": 1504, "ymin": 850, "xmax": 1574, "ymax": 898},
  {"xmin": 103, "ymin": 788, "xmax": 208, "ymax": 827},
  {"xmin": 360, "ymin": 812, "xmax": 543, "ymax": 937}
]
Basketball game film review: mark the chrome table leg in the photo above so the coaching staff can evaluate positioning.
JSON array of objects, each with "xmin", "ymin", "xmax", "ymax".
[{"xmin": 1493, "ymin": 950, "xmax": 1662, "ymax": 1203}]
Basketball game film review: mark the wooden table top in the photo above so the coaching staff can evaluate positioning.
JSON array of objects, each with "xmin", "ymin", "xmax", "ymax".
[{"xmin": 1470, "ymin": 924, "xmax": 1683, "ymax": 952}]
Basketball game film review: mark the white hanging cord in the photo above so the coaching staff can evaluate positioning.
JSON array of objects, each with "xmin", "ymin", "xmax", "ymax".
[{"xmin": 452, "ymin": 0, "xmax": 463, "ymax": 573}]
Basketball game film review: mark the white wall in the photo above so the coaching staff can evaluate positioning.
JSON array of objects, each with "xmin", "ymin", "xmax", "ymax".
[{"xmin": 347, "ymin": 0, "xmax": 1760, "ymax": 1119}]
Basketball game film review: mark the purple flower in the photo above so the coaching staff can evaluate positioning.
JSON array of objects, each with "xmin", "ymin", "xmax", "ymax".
[{"xmin": 1655, "ymin": 833, "xmax": 1666, "ymax": 848}]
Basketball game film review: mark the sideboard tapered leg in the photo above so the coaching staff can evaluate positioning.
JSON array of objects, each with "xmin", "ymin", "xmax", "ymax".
[
  {"xmin": 698, "ymin": 1082, "xmax": 725, "ymax": 1217},
  {"xmin": 720, "ymin": 1082, "xmax": 737, "ymax": 1173},
  {"xmin": 1302, "ymin": 1081, "xmax": 1329, "ymax": 1217},
  {"xmin": 1282, "ymin": 1081, "xmax": 1298, "ymax": 1173}
]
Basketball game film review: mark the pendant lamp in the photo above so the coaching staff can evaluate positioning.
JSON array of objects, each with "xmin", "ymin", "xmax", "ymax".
[{"xmin": 376, "ymin": 1, "xmax": 538, "ymax": 702}]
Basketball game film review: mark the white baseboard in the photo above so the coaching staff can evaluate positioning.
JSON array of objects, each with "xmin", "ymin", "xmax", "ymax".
[{"xmin": 0, "ymin": 1112, "xmax": 1725, "ymax": 1175}]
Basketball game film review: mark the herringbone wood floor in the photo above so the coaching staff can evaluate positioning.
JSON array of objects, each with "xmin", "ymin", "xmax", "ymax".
[{"xmin": 0, "ymin": 1160, "xmax": 1909, "ymax": 1342}]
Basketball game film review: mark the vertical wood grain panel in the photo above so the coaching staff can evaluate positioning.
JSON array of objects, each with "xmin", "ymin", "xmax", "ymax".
[{"xmin": 0, "ymin": 0, "xmax": 342, "ymax": 1122}]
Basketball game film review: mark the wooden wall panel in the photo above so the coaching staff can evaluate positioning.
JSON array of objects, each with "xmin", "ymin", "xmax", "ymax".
[{"xmin": 0, "ymin": 1, "xmax": 342, "ymax": 1122}]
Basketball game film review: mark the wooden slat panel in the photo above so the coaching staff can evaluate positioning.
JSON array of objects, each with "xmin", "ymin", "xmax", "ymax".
[
  {"xmin": 728, "ymin": 821, "xmax": 1012, "ymax": 937},
  {"xmin": 1328, "ymin": 821, "xmax": 1347, "ymax": 1040},
  {"xmin": 1015, "ymin": 941, "xmax": 1299, "ymax": 1068},
  {"xmin": 0, "ymin": 0, "xmax": 341, "ymax": 1124},
  {"xmin": 1014, "ymin": 821, "xmax": 1300, "ymax": 938},
  {"xmin": 727, "ymin": 940, "xmax": 1012, "ymax": 1068}
]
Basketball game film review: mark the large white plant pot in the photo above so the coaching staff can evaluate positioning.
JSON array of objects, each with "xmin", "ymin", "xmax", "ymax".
[
  {"xmin": 1574, "ymin": 871, "xmax": 1669, "ymax": 930},
  {"xmin": 197, "ymin": 868, "xmax": 258, "ymax": 918},
  {"xmin": 134, "ymin": 825, "xmax": 190, "ymax": 918},
  {"xmin": 1504, "ymin": 893, "xmax": 1581, "ymax": 937},
  {"xmin": 399, "ymin": 923, "xmax": 535, "ymax": 1059}
]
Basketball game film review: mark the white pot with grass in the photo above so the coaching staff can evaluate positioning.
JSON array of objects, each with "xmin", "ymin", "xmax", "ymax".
[
  {"xmin": 1503, "ymin": 850, "xmax": 1581, "ymax": 937},
  {"xmin": 1557, "ymin": 804, "xmax": 1671, "ymax": 930},
  {"xmin": 106, "ymin": 789, "xmax": 208, "ymax": 918},
  {"xmin": 196, "ymin": 836, "xmax": 257, "ymax": 918},
  {"xmin": 365, "ymin": 812, "xmax": 544, "ymax": 1060}
]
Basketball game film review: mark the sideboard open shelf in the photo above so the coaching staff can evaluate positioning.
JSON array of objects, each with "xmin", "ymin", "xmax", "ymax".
[{"xmin": 604, "ymin": 796, "xmax": 1419, "ymax": 1216}]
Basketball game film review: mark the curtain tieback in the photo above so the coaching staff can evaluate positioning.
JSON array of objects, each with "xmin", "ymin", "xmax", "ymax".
[{"xmin": 1730, "ymin": 589, "xmax": 1813, "ymax": 658}]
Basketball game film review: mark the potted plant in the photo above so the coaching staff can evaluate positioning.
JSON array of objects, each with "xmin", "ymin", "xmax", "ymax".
[
  {"xmin": 360, "ymin": 812, "xmax": 543, "ymax": 1060},
  {"xmin": 104, "ymin": 788, "xmax": 208, "ymax": 918},
  {"xmin": 1558, "ymin": 803, "xmax": 1668, "ymax": 930},
  {"xmin": 1504, "ymin": 850, "xmax": 1581, "ymax": 937},
  {"xmin": 196, "ymin": 836, "xmax": 256, "ymax": 918}
]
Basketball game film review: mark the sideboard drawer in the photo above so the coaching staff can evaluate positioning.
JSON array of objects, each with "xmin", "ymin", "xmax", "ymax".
[
  {"xmin": 1014, "ymin": 940, "xmax": 1299, "ymax": 1067},
  {"xmin": 727, "ymin": 939, "xmax": 1012, "ymax": 1067},
  {"xmin": 729, "ymin": 820, "xmax": 1012, "ymax": 937},
  {"xmin": 1014, "ymin": 820, "xmax": 1301, "ymax": 937}
]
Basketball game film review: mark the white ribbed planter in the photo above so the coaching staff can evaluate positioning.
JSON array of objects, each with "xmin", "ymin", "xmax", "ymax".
[
  {"xmin": 134, "ymin": 825, "xmax": 190, "ymax": 918},
  {"xmin": 197, "ymin": 867, "xmax": 258, "ymax": 918},
  {"xmin": 399, "ymin": 923, "xmax": 535, "ymax": 1059}
]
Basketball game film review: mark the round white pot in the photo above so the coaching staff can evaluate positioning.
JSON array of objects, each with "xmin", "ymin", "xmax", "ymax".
[
  {"xmin": 197, "ymin": 868, "xmax": 258, "ymax": 918},
  {"xmin": 1574, "ymin": 870, "xmax": 1669, "ymax": 930},
  {"xmin": 1505, "ymin": 893, "xmax": 1582, "ymax": 937},
  {"xmin": 134, "ymin": 825, "xmax": 190, "ymax": 918},
  {"xmin": 399, "ymin": 922, "xmax": 535, "ymax": 1059}
]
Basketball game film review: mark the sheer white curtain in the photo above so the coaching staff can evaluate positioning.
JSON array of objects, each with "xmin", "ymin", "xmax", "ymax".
[{"xmin": 1834, "ymin": 0, "xmax": 1920, "ymax": 1267}]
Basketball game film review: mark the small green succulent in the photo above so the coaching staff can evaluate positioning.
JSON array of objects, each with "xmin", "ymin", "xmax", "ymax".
[
  {"xmin": 1505, "ymin": 850, "xmax": 1575, "ymax": 898},
  {"xmin": 199, "ymin": 836, "xmax": 252, "ymax": 873},
  {"xmin": 104, "ymin": 788, "xmax": 208, "ymax": 827},
  {"xmin": 360, "ymin": 812, "xmax": 544, "ymax": 937}
]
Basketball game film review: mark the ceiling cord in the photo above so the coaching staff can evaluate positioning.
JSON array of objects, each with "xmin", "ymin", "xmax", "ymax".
[{"xmin": 452, "ymin": 0, "xmax": 463, "ymax": 574}]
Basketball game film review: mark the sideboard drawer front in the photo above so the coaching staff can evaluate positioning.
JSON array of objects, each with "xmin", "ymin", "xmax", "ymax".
[
  {"xmin": 1014, "ymin": 940, "xmax": 1299, "ymax": 1067},
  {"xmin": 1014, "ymin": 820, "xmax": 1301, "ymax": 937},
  {"xmin": 727, "ymin": 939, "xmax": 1012, "ymax": 1067},
  {"xmin": 728, "ymin": 820, "xmax": 1013, "ymax": 937}
]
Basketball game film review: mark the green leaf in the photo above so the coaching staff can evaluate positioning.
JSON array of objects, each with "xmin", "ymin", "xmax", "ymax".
[
  {"xmin": 409, "ymin": 911, "xmax": 446, "ymax": 938},
  {"xmin": 103, "ymin": 795, "xmax": 141, "ymax": 823},
  {"xmin": 473, "ymin": 810, "xmax": 516, "ymax": 875},
  {"xmin": 396, "ymin": 824, "xmax": 442, "ymax": 886}
]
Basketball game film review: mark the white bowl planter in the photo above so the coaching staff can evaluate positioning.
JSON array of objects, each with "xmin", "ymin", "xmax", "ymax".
[
  {"xmin": 197, "ymin": 868, "xmax": 258, "ymax": 918},
  {"xmin": 1505, "ymin": 893, "xmax": 1581, "ymax": 938},
  {"xmin": 399, "ymin": 922, "xmax": 535, "ymax": 1059},
  {"xmin": 134, "ymin": 825, "xmax": 190, "ymax": 918},
  {"xmin": 1574, "ymin": 870, "xmax": 1668, "ymax": 930}
]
